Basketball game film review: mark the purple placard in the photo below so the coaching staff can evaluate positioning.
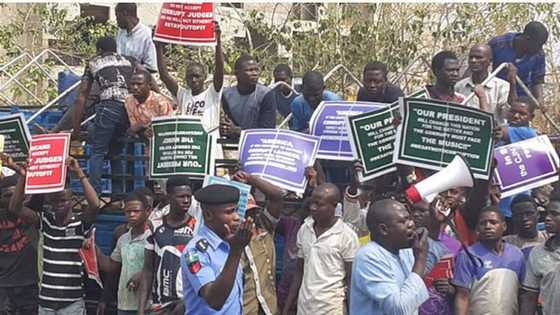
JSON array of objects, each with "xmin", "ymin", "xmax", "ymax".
[
  {"xmin": 309, "ymin": 101, "xmax": 386, "ymax": 160},
  {"xmin": 239, "ymin": 129, "xmax": 320, "ymax": 194},
  {"xmin": 493, "ymin": 135, "xmax": 559, "ymax": 198}
]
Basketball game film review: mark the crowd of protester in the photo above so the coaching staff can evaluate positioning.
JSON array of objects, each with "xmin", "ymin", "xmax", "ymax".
[{"xmin": 1, "ymin": 3, "xmax": 559, "ymax": 315}]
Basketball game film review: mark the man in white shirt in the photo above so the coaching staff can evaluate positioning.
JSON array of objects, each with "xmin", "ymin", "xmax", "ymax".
[
  {"xmin": 156, "ymin": 22, "xmax": 224, "ymax": 133},
  {"xmin": 455, "ymin": 44, "xmax": 514, "ymax": 124},
  {"xmin": 115, "ymin": 3, "xmax": 158, "ymax": 73},
  {"xmin": 283, "ymin": 183, "xmax": 359, "ymax": 315}
]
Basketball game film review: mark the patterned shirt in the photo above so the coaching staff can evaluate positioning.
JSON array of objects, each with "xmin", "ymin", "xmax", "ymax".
[
  {"xmin": 39, "ymin": 212, "xmax": 91, "ymax": 310},
  {"xmin": 83, "ymin": 53, "xmax": 135, "ymax": 103},
  {"xmin": 125, "ymin": 91, "xmax": 175, "ymax": 126},
  {"xmin": 145, "ymin": 215, "xmax": 197, "ymax": 310}
]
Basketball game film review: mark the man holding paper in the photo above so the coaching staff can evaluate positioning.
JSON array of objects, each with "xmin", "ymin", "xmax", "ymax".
[{"xmin": 156, "ymin": 21, "xmax": 224, "ymax": 133}]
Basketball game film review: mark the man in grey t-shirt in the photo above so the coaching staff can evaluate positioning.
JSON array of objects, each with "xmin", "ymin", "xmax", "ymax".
[{"xmin": 221, "ymin": 55, "xmax": 274, "ymax": 139}]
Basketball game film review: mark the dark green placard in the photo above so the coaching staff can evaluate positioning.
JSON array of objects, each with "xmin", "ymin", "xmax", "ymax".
[
  {"xmin": 395, "ymin": 97, "xmax": 494, "ymax": 179},
  {"xmin": 150, "ymin": 116, "xmax": 213, "ymax": 178},
  {"xmin": 347, "ymin": 103, "xmax": 400, "ymax": 182},
  {"xmin": 0, "ymin": 114, "xmax": 31, "ymax": 163}
]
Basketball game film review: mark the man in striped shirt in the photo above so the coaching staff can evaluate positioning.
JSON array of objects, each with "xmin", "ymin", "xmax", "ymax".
[{"xmin": 9, "ymin": 157, "xmax": 101, "ymax": 315}]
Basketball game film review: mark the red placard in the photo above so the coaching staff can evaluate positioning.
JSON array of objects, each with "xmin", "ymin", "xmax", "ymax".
[
  {"xmin": 25, "ymin": 133, "xmax": 70, "ymax": 194},
  {"xmin": 154, "ymin": 3, "xmax": 216, "ymax": 46}
]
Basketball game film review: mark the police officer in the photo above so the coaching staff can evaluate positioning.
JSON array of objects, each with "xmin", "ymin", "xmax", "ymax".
[{"xmin": 181, "ymin": 184, "xmax": 254, "ymax": 314}]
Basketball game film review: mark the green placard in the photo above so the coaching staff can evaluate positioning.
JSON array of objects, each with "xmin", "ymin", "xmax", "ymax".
[
  {"xmin": 395, "ymin": 97, "xmax": 494, "ymax": 180},
  {"xmin": 150, "ymin": 116, "xmax": 213, "ymax": 178},
  {"xmin": 0, "ymin": 114, "xmax": 32, "ymax": 163},
  {"xmin": 347, "ymin": 103, "xmax": 400, "ymax": 182}
]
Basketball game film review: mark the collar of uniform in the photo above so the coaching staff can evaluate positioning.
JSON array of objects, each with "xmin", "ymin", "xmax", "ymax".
[
  {"xmin": 464, "ymin": 76, "xmax": 496, "ymax": 89},
  {"xmin": 127, "ymin": 22, "xmax": 142, "ymax": 36},
  {"xmin": 303, "ymin": 216, "xmax": 344, "ymax": 239},
  {"xmin": 199, "ymin": 224, "xmax": 228, "ymax": 251}
]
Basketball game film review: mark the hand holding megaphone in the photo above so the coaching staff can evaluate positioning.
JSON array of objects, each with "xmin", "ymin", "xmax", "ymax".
[{"xmin": 405, "ymin": 155, "xmax": 475, "ymax": 206}]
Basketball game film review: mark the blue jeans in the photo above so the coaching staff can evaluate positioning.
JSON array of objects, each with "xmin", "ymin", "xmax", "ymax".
[
  {"xmin": 38, "ymin": 299, "xmax": 85, "ymax": 315},
  {"xmin": 89, "ymin": 100, "xmax": 129, "ymax": 194}
]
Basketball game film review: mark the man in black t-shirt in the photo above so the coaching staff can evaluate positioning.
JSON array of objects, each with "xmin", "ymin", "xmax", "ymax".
[
  {"xmin": 357, "ymin": 61, "xmax": 404, "ymax": 103},
  {"xmin": 0, "ymin": 174, "xmax": 39, "ymax": 315}
]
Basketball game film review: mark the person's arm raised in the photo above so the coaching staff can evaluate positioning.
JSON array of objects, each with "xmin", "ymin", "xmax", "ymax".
[
  {"xmin": 155, "ymin": 42, "xmax": 179, "ymax": 97},
  {"xmin": 68, "ymin": 156, "xmax": 100, "ymax": 225},
  {"xmin": 8, "ymin": 167, "xmax": 40, "ymax": 227},
  {"xmin": 198, "ymin": 218, "xmax": 254, "ymax": 310},
  {"xmin": 232, "ymin": 171, "xmax": 283, "ymax": 219},
  {"xmin": 213, "ymin": 21, "xmax": 224, "ymax": 92}
]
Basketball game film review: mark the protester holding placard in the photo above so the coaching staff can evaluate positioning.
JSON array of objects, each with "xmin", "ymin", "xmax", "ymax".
[
  {"xmin": 0, "ymin": 174, "xmax": 39, "ymax": 315},
  {"xmin": 425, "ymin": 51, "xmax": 466, "ymax": 103},
  {"xmin": 8, "ymin": 156, "xmax": 100, "ymax": 315},
  {"xmin": 125, "ymin": 70, "xmax": 175, "ymax": 138},
  {"xmin": 221, "ymin": 55, "xmax": 274, "ymax": 139},
  {"xmin": 290, "ymin": 71, "xmax": 342, "ymax": 133},
  {"xmin": 357, "ymin": 61, "xmax": 404, "ymax": 103},
  {"xmin": 156, "ymin": 21, "xmax": 224, "ymax": 133},
  {"xmin": 455, "ymin": 44, "xmax": 512, "ymax": 124},
  {"xmin": 115, "ymin": 3, "xmax": 158, "ymax": 73}
]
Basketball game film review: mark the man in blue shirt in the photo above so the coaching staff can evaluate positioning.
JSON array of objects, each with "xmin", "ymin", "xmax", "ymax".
[
  {"xmin": 290, "ymin": 71, "xmax": 341, "ymax": 132},
  {"xmin": 489, "ymin": 21, "xmax": 548, "ymax": 104},
  {"xmin": 181, "ymin": 184, "xmax": 254, "ymax": 315},
  {"xmin": 350, "ymin": 199, "xmax": 433, "ymax": 315}
]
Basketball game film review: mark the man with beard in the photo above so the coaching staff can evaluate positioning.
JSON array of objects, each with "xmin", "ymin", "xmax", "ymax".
[
  {"xmin": 425, "ymin": 51, "xmax": 466, "ymax": 103},
  {"xmin": 452, "ymin": 207, "xmax": 525, "ymax": 315},
  {"xmin": 357, "ymin": 61, "xmax": 404, "ymax": 103},
  {"xmin": 350, "ymin": 199, "xmax": 433, "ymax": 315}
]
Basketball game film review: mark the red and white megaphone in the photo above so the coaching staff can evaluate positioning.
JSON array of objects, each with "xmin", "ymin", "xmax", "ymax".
[{"xmin": 405, "ymin": 155, "xmax": 475, "ymax": 204}]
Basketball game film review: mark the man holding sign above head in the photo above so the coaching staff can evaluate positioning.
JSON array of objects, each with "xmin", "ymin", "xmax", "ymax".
[
  {"xmin": 221, "ymin": 55, "xmax": 274, "ymax": 139},
  {"xmin": 8, "ymin": 156, "xmax": 101, "ymax": 315},
  {"xmin": 156, "ymin": 21, "xmax": 224, "ymax": 133},
  {"xmin": 181, "ymin": 184, "xmax": 254, "ymax": 315},
  {"xmin": 290, "ymin": 71, "xmax": 342, "ymax": 133},
  {"xmin": 357, "ymin": 61, "xmax": 404, "ymax": 103}
]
